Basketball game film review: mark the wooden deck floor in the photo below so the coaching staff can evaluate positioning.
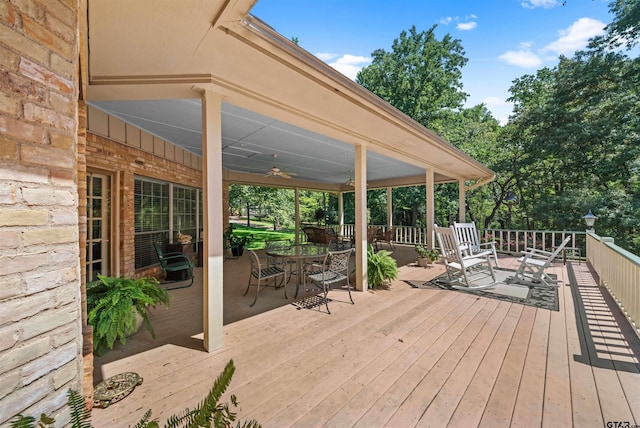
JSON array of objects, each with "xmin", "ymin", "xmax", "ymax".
[{"xmin": 92, "ymin": 247, "xmax": 640, "ymax": 427}]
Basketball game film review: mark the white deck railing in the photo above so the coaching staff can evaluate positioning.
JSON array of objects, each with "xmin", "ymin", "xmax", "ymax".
[
  {"xmin": 479, "ymin": 228, "xmax": 586, "ymax": 257},
  {"xmin": 337, "ymin": 223, "xmax": 638, "ymax": 334},
  {"xmin": 339, "ymin": 224, "xmax": 586, "ymax": 257},
  {"xmin": 586, "ymin": 233, "xmax": 640, "ymax": 335}
]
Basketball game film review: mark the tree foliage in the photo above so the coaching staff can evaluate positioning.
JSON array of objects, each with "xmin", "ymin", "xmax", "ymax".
[
  {"xmin": 590, "ymin": 0, "xmax": 640, "ymax": 50},
  {"xmin": 506, "ymin": 46, "xmax": 639, "ymax": 251},
  {"xmin": 227, "ymin": 2, "xmax": 640, "ymax": 254},
  {"xmin": 357, "ymin": 25, "xmax": 468, "ymax": 129}
]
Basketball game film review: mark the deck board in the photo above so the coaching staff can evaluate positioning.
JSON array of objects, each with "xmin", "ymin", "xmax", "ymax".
[
  {"xmin": 564, "ymin": 265, "xmax": 605, "ymax": 427},
  {"xmin": 541, "ymin": 268, "xmax": 573, "ymax": 428},
  {"xmin": 416, "ymin": 300, "xmax": 511, "ymax": 427},
  {"xmin": 91, "ymin": 248, "xmax": 640, "ymax": 427},
  {"xmin": 510, "ymin": 308, "xmax": 550, "ymax": 427},
  {"xmin": 392, "ymin": 299, "xmax": 503, "ymax": 427},
  {"xmin": 480, "ymin": 304, "xmax": 537, "ymax": 427},
  {"xmin": 350, "ymin": 295, "xmax": 485, "ymax": 427},
  {"xmin": 571, "ymin": 264, "xmax": 639, "ymax": 425},
  {"xmin": 447, "ymin": 303, "xmax": 524, "ymax": 427}
]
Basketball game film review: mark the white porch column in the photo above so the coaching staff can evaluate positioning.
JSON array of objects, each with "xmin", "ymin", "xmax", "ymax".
[
  {"xmin": 294, "ymin": 187, "xmax": 300, "ymax": 245},
  {"xmin": 426, "ymin": 168, "xmax": 435, "ymax": 249},
  {"xmin": 355, "ymin": 145, "xmax": 367, "ymax": 291},
  {"xmin": 201, "ymin": 90, "xmax": 224, "ymax": 352},
  {"xmin": 459, "ymin": 179, "xmax": 466, "ymax": 222},
  {"xmin": 386, "ymin": 187, "xmax": 393, "ymax": 228},
  {"xmin": 338, "ymin": 192, "xmax": 344, "ymax": 235}
]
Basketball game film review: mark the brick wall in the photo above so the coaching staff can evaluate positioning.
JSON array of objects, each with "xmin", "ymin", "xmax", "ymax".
[
  {"xmin": 86, "ymin": 131, "xmax": 203, "ymax": 278},
  {"xmin": 0, "ymin": 0, "xmax": 82, "ymax": 424}
]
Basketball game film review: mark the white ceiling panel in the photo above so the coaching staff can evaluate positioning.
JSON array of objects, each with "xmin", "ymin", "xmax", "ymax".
[{"xmin": 89, "ymin": 99, "xmax": 428, "ymax": 185}]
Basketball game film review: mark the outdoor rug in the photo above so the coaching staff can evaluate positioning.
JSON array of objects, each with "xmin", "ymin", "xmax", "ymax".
[{"xmin": 405, "ymin": 268, "xmax": 559, "ymax": 311}]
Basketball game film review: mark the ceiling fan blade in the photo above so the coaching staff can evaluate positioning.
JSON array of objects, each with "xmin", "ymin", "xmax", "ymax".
[{"xmin": 279, "ymin": 172, "xmax": 292, "ymax": 179}]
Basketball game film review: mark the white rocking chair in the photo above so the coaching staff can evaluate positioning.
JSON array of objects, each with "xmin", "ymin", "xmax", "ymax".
[
  {"xmin": 513, "ymin": 236, "xmax": 571, "ymax": 287},
  {"xmin": 435, "ymin": 225, "xmax": 496, "ymax": 290},
  {"xmin": 453, "ymin": 221, "xmax": 499, "ymax": 267}
]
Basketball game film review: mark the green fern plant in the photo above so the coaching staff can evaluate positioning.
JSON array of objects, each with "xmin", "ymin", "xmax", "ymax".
[
  {"xmin": 87, "ymin": 274, "xmax": 170, "ymax": 356},
  {"xmin": 11, "ymin": 360, "xmax": 260, "ymax": 428},
  {"xmin": 367, "ymin": 244, "xmax": 399, "ymax": 289},
  {"xmin": 164, "ymin": 359, "xmax": 260, "ymax": 428},
  {"xmin": 10, "ymin": 390, "xmax": 88, "ymax": 428}
]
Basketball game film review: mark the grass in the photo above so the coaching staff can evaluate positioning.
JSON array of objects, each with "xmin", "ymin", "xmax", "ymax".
[{"xmin": 230, "ymin": 224, "xmax": 296, "ymax": 250}]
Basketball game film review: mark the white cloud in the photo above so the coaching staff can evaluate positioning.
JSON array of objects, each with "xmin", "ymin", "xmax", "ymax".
[
  {"xmin": 543, "ymin": 17, "xmax": 606, "ymax": 55},
  {"xmin": 498, "ymin": 49, "xmax": 543, "ymax": 68},
  {"xmin": 316, "ymin": 52, "xmax": 338, "ymax": 61},
  {"xmin": 483, "ymin": 96, "xmax": 508, "ymax": 106},
  {"xmin": 321, "ymin": 54, "xmax": 372, "ymax": 80},
  {"xmin": 440, "ymin": 16, "xmax": 452, "ymax": 25},
  {"xmin": 466, "ymin": 14, "xmax": 478, "ymax": 19},
  {"xmin": 482, "ymin": 97, "xmax": 514, "ymax": 125},
  {"xmin": 457, "ymin": 21, "xmax": 477, "ymax": 31},
  {"xmin": 521, "ymin": 0, "xmax": 558, "ymax": 9}
]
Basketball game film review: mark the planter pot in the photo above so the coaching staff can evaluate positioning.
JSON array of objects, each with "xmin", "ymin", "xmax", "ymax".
[
  {"xmin": 231, "ymin": 245, "xmax": 244, "ymax": 257},
  {"xmin": 417, "ymin": 257, "xmax": 431, "ymax": 267},
  {"xmin": 126, "ymin": 310, "xmax": 144, "ymax": 338}
]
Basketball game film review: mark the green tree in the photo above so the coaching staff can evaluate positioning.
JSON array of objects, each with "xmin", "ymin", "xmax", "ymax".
[
  {"xmin": 357, "ymin": 25, "xmax": 468, "ymax": 129},
  {"xmin": 590, "ymin": 0, "xmax": 640, "ymax": 50},
  {"xmin": 228, "ymin": 185, "xmax": 294, "ymax": 228},
  {"xmin": 506, "ymin": 47, "xmax": 639, "ymax": 251}
]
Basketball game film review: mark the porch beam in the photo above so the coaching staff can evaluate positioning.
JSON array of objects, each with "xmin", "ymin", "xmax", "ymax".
[
  {"xmin": 426, "ymin": 168, "xmax": 435, "ymax": 249},
  {"xmin": 459, "ymin": 179, "xmax": 466, "ymax": 223},
  {"xmin": 295, "ymin": 187, "xmax": 300, "ymax": 245},
  {"xmin": 355, "ymin": 145, "xmax": 367, "ymax": 291},
  {"xmin": 338, "ymin": 192, "xmax": 344, "ymax": 235},
  {"xmin": 387, "ymin": 187, "xmax": 393, "ymax": 228},
  {"xmin": 201, "ymin": 89, "xmax": 224, "ymax": 352}
]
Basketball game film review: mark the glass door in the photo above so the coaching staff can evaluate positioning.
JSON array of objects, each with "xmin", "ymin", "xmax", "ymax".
[{"xmin": 86, "ymin": 172, "xmax": 111, "ymax": 282}]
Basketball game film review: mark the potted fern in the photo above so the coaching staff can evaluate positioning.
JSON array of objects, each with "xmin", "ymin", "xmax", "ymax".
[
  {"xmin": 367, "ymin": 244, "xmax": 398, "ymax": 289},
  {"xmin": 87, "ymin": 274, "xmax": 170, "ymax": 356}
]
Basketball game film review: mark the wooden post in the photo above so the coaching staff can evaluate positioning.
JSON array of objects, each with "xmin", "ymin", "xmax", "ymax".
[{"xmin": 201, "ymin": 89, "xmax": 224, "ymax": 352}]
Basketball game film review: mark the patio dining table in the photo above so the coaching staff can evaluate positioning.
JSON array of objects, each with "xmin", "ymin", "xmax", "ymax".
[{"xmin": 265, "ymin": 244, "xmax": 330, "ymax": 298}]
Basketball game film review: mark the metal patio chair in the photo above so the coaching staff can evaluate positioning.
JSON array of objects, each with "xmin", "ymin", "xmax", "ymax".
[
  {"xmin": 243, "ymin": 249, "xmax": 287, "ymax": 307},
  {"xmin": 153, "ymin": 243, "xmax": 194, "ymax": 289},
  {"xmin": 305, "ymin": 248, "xmax": 354, "ymax": 314}
]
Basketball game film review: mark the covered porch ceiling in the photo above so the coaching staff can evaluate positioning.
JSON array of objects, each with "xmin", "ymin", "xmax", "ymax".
[
  {"xmin": 89, "ymin": 99, "xmax": 456, "ymax": 190},
  {"xmin": 85, "ymin": 0, "xmax": 495, "ymax": 191}
]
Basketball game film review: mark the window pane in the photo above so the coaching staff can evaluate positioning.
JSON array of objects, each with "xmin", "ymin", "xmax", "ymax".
[{"xmin": 134, "ymin": 177, "xmax": 200, "ymax": 270}]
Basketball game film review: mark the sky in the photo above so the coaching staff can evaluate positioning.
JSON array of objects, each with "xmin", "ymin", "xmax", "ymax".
[{"xmin": 250, "ymin": 0, "xmax": 614, "ymax": 124}]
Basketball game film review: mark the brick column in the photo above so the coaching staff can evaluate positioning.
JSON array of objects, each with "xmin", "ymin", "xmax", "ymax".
[{"xmin": 0, "ymin": 0, "xmax": 83, "ymax": 422}]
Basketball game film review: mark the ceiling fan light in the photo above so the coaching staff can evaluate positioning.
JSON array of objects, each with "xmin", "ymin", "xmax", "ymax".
[{"xmin": 345, "ymin": 169, "xmax": 355, "ymax": 187}]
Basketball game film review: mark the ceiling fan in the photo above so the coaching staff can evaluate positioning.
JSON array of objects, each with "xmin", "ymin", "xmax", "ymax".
[
  {"xmin": 345, "ymin": 169, "xmax": 368, "ymax": 187},
  {"xmin": 266, "ymin": 154, "xmax": 296, "ymax": 179},
  {"xmin": 345, "ymin": 170, "xmax": 356, "ymax": 187}
]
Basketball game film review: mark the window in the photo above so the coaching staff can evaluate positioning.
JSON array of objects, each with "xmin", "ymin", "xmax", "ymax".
[
  {"xmin": 173, "ymin": 185, "xmax": 198, "ymax": 242},
  {"xmin": 134, "ymin": 177, "xmax": 203, "ymax": 270},
  {"xmin": 86, "ymin": 172, "xmax": 111, "ymax": 281},
  {"xmin": 134, "ymin": 178, "xmax": 169, "ymax": 269}
]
